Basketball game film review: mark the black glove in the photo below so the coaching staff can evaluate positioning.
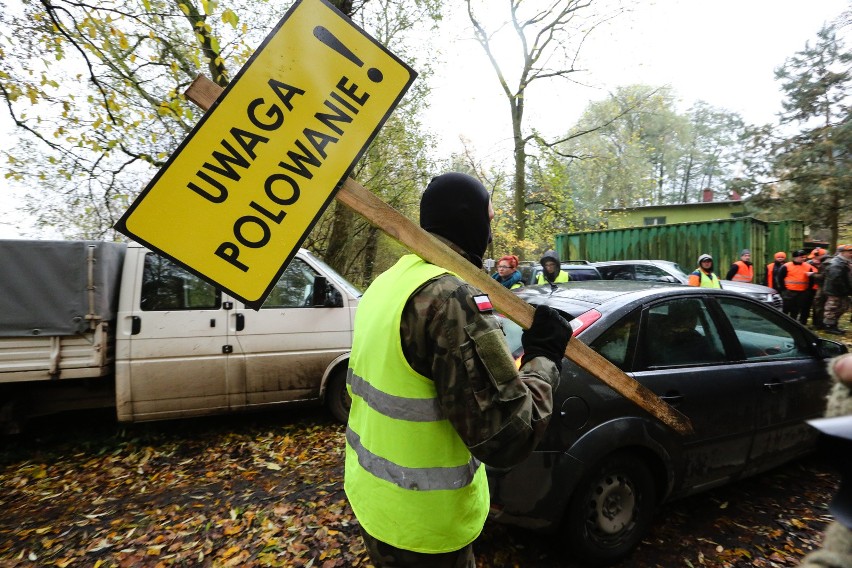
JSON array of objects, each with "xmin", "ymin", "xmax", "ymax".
[{"xmin": 521, "ymin": 305, "xmax": 573, "ymax": 371}]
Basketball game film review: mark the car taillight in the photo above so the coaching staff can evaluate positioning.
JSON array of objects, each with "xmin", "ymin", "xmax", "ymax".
[{"xmin": 570, "ymin": 309, "xmax": 601, "ymax": 336}]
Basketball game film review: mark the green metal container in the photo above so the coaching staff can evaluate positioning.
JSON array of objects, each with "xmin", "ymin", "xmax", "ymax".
[
  {"xmin": 556, "ymin": 217, "xmax": 772, "ymax": 283},
  {"xmin": 766, "ymin": 220, "xmax": 805, "ymax": 259}
]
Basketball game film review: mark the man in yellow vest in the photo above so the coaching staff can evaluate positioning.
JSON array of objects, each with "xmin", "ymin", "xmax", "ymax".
[
  {"xmin": 688, "ymin": 254, "xmax": 722, "ymax": 288},
  {"xmin": 535, "ymin": 249, "xmax": 569, "ymax": 285},
  {"xmin": 344, "ymin": 172, "xmax": 572, "ymax": 567}
]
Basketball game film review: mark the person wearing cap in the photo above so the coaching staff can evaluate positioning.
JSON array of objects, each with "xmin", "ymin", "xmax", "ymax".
[
  {"xmin": 492, "ymin": 254, "xmax": 524, "ymax": 290},
  {"xmin": 536, "ymin": 250, "xmax": 569, "ymax": 285},
  {"xmin": 809, "ymin": 252, "xmax": 831, "ymax": 330},
  {"xmin": 725, "ymin": 249, "xmax": 754, "ymax": 282},
  {"xmin": 344, "ymin": 172, "xmax": 572, "ymax": 567},
  {"xmin": 688, "ymin": 254, "xmax": 722, "ymax": 288},
  {"xmin": 764, "ymin": 251, "xmax": 787, "ymax": 293},
  {"xmin": 820, "ymin": 244, "xmax": 852, "ymax": 335},
  {"xmin": 797, "ymin": 353, "xmax": 852, "ymax": 567},
  {"xmin": 777, "ymin": 249, "xmax": 818, "ymax": 324}
]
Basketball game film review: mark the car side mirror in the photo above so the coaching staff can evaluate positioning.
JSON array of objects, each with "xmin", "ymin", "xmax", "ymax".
[
  {"xmin": 312, "ymin": 276, "xmax": 343, "ymax": 307},
  {"xmin": 661, "ymin": 276, "xmax": 679, "ymax": 283},
  {"xmin": 818, "ymin": 338, "xmax": 847, "ymax": 359}
]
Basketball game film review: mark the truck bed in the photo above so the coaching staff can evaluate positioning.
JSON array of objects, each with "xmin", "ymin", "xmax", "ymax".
[{"xmin": 0, "ymin": 323, "xmax": 113, "ymax": 383}]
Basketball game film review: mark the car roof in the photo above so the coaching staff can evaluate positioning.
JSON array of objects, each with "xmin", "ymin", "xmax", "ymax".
[
  {"xmin": 514, "ymin": 280, "xmax": 742, "ymax": 317},
  {"xmin": 592, "ymin": 259, "xmax": 679, "ymax": 268}
]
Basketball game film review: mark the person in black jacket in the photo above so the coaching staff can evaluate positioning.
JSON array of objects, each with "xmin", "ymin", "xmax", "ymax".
[{"xmin": 821, "ymin": 245, "xmax": 852, "ymax": 335}]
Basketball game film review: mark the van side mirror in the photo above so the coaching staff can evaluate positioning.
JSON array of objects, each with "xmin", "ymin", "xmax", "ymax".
[{"xmin": 312, "ymin": 276, "xmax": 343, "ymax": 307}]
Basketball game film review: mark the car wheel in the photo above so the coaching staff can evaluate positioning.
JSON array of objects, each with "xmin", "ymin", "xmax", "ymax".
[
  {"xmin": 325, "ymin": 368, "xmax": 351, "ymax": 424},
  {"xmin": 563, "ymin": 451, "xmax": 657, "ymax": 566}
]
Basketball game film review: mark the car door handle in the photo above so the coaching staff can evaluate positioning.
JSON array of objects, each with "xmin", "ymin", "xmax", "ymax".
[
  {"xmin": 763, "ymin": 381, "xmax": 783, "ymax": 393},
  {"xmin": 235, "ymin": 313, "xmax": 245, "ymax": 332},
  {"xmin": 660, "ymin": 393, "xmax": 684, "ymax": 405}
]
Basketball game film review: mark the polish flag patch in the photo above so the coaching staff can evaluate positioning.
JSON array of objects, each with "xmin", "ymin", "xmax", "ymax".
[{"xmin": 473, "ymin": 294, "xmax": 493, "ymax": 313}]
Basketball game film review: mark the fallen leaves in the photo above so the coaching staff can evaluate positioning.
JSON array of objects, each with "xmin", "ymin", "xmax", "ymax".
[{"xmin": 0, "ymin": 408, "xmax": 842, "ymax": 568}]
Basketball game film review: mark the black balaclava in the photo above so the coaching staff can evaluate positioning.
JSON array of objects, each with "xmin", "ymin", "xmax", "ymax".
[{"xmin": 420, "ymin": 172, "xmax": 491, "ymax": 268}]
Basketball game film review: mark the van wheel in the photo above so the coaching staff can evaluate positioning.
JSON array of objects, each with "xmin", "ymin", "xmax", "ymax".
[
  {"xmin": 563, "ymin": 451, "xmax": 657, "ymax": 566},
  {"xmin": 325, "ymin": 368, "xmax": 350, "ymax": 424}
]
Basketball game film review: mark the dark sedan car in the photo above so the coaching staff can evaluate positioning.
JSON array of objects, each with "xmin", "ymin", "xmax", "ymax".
[{"xmin": 490, "ymin": 281, "xmax": 845, "ymax": 566}]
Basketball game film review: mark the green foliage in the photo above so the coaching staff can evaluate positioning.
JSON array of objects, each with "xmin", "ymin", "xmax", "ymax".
[
  {"xmin": 1, "ymin": 0, "xmax": 444, "ymax": 263},
  {"xmin": 539, "ymin": 85, "xmax": 748, "ymax": 232},
  {"xmin": 745, "ymin": 21, "xmax": 852, "ymax": 248}
]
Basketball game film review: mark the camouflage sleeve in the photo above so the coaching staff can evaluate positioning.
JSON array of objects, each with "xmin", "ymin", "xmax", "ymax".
[
  {"xmin": 797, "ymin": 522, "xmax": 852, "ymax": 568},
  {"xmin": 400, "ymin": 274, "xmax": 560, "ymax": 469}
]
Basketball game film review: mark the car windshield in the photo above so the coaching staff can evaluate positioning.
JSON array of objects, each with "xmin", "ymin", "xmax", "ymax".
[{"xmin": 499, "ymin": 315, "xmax": 525, "ymax": 359}]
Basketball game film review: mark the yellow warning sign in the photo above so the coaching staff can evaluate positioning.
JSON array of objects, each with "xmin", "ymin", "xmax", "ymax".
[{"xmin": 115, "ymin": 0, "xmax": 416, "ymax": 308}]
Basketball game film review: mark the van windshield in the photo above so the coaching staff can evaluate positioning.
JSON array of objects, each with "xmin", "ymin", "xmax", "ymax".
[{"xmin": 301, "ymin": 250, "xmax": 363, "ymax": 298}]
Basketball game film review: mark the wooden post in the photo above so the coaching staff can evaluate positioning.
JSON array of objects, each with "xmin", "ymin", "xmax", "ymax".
[{"xmin": 184, "ymin": 75, "xmax": 693, "ymax": 435}]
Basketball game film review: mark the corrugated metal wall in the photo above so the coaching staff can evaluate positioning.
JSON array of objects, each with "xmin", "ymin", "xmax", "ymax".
[
  {"xmin": 766, "ymin": 221, "xmax": 805, "ymax": 259},
  {"xmin": 555, "ymin": 217, "xmax": 804, "ymax": 284}
]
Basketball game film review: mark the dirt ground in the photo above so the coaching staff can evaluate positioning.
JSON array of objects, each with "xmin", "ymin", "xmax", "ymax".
[{"xmin": 0, "ymin": 406, "xmax": 840, "ymax": 568}]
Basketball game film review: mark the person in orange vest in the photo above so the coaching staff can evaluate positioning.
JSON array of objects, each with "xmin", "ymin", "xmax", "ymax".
[
  {"xmin": 776, "ymin": 249, "xmax": 817, "ymax": 324},
  {"xmin": 725, "ymin": 249, "xmax": 754, "ymax": 282},
  {"xmin": 763, "ymin": 251, "xmax": 787, "ymax": 293}
]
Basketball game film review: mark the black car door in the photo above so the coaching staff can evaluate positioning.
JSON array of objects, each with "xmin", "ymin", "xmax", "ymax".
[
  {"xmin": 711, "ymin": 296, "xmax": 831, "ymax": 475},
  {"xmin": 629, "ymin": 296, "xmax": 759, "ymax": 494}
]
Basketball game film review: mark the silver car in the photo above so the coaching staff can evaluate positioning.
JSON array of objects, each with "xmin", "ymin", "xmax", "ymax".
[{"xmin": 592, "ymin": 259, "xmax": 783, "ymax": 309}]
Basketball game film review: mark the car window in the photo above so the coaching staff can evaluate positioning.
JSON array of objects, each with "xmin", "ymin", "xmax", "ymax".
[
  {"xmin": 597, "ymin": 265, "xmax": 634, "ymax": 280},
  {"xmin": 591, "ymin": 309, "xmax": 641, "ymax": 370},
  {"xmin": 261, "ymin": 258, "xmax": 320, "ymax": 308},
  {"xmin": 640, "ymin": 298, "xmax": 726, "ymax": 367},
  {"xmin": 567, "ymin": 267, "xmax": 601, "ymax": 281},
  {"xmin": 716, "ymin": 297, "xmax": 813, "ymax": 360},
  {"xmin": 141, "ymin": 253, "xmax": 220, "ymax": 311},
  {"xmin": 634, "ymin": 265, "xmax": 673, "ymax": 282}
]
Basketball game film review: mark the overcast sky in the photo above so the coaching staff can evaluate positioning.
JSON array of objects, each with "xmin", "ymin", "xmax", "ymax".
[
  {"xmin": 425, "ymin": 0, "xmax": 850, "ymax": 162},
  {"xmin": 0, "ymin": 0, "xmax": 849, "ymax": 238}
]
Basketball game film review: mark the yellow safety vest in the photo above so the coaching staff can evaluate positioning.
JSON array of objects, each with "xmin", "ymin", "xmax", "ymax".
[
  {"xmin": 536, "ymin": 271, "xmax": 569, "ymax": 284},
  {"xmin": 690, "ymin": 269, "xmax": 722, "ymax": 288},
  {"xmin": 344, "ymin": 254, "xmax": 489, "ymax": 553}
]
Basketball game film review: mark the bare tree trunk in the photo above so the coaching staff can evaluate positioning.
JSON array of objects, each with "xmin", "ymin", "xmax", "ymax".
[
  {"xmin": 321, "ymin": 0, "xmax": 357, "ymax": 270},
  {"xmin": 513, "ymin": 108, "xmax": 526, "ymax": 257},
  {"xmin": 363, "ymin": 226, "xmax": 379, "ymax": 283},
  {"xmin": 325, "ymin": 202, "xmax": 354, "ymax": 274}
]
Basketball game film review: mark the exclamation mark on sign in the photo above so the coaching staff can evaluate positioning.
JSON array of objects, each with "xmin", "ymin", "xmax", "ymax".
[{"xmin": 313, "ymin": 26, "xmax": 384, "ymax": 83}]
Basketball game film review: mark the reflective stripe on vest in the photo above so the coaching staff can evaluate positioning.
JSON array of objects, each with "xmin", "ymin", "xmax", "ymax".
[
  {"xmin": 732, "ymin": 260, "xmax": 753, "ymax": 282},
  {"xmin": 346, "ymin": 426, "xmax": 480, "ymax": 491},
  {"xmin": 784, "ymin": 262, "xmax": 815, "ymax": 291},
  {"xmin": 344, "ymin": 254, "xmax": 489, "ymax": 554}
]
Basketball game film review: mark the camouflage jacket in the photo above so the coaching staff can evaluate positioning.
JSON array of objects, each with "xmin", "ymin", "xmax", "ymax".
[
  {"xmin": 400, "ymin": 267, "xmax": 560, "ymax": 469},
  {"xmin": 797, "ymin": 356, "xmax": 852, "ymax": 568}
]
